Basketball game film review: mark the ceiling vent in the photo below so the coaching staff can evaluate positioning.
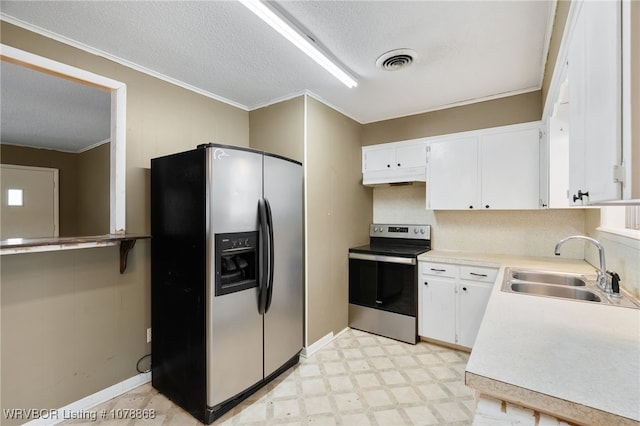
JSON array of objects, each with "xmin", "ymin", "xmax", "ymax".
[{"xmin": 376, "ymin": 49, "xmax": 416, "ymax": 71}]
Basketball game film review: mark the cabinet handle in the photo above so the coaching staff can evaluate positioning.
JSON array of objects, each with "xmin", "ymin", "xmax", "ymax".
[
  {"xmin": 424, "ymin": 281, "xmax": 428, "ymax": 286},
  {"xmin": 387, "ymin": 164, "xmax": 391, "ymax": 168},
  {"xmin": 462, "ymin": 287, "xmax": 467, "ymax": 291},
  {"xmin": 485, "ymin": 205, "xmax": 490, "ymax": 209},
  {"xmin": 469, "ymin": 272, "xmax": 488, "ymax": 278},
  {"xmin": 469, "ymin": 205, "xmax": 474, "ymax": 209},
  {"xmin": 397, "ymin": 163, "xmax": 401, "ymax": 167},
  {"xmin": 430, "ymin": 268, "xmax": 446, "ymax": 272},
  {"xmin": 572, "ymin": 190, "xmax": 589, "ymax": 202}
]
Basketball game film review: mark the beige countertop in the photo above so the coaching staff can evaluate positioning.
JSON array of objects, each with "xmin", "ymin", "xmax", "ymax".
[{"xmin": 419, "ymin": 250, "xmax": 640, "ymax": 425}]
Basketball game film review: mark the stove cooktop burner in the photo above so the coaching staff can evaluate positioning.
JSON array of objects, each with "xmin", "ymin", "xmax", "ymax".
[
  {"xmin": 348, "ymin": 243, "xmax": 430, "ymax": 257},
  {"xmin": 348, "ymin": 224, "xmax": 431, "ymax": 258}
]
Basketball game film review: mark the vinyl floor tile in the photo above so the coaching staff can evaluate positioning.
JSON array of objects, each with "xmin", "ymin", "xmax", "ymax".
[{"xmin": 61, "ymin": 329, "xmax": 475, "ymax": 425}]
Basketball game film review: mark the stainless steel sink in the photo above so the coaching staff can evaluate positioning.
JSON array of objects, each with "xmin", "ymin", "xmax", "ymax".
[
  {"xmin": 501, "ymin": 267, "xmax": 639, "ymax": 308},
  {"xmin": 509, "ymin": 282, "xmax": 601, "ymax": 302},
  {"xmin": 511, "ymin": 271, "xmax": 586, "ymax": 286}
]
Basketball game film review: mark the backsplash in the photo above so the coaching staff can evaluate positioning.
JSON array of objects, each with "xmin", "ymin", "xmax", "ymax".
[{"xmin": 373, "ymin": 185, "xmax": 586, "ymax": 259}]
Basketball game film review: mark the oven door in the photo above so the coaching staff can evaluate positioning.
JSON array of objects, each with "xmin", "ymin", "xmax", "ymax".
[{"xmin": 348, "ymin": 252, "xmax": 417, "ymax": 317}]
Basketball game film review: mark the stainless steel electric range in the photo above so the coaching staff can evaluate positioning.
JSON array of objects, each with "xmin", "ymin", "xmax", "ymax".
[{"xmin": 348, "ymin": 224, "xmax": 431, "ymax": 344}]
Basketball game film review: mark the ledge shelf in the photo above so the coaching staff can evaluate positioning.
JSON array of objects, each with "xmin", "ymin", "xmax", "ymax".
[{"xmin": 0, "ymin": 234, "xmax": 150, "ymax": 273}]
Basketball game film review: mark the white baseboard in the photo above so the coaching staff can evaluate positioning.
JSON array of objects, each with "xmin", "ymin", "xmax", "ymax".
[
  {"xmin": 301, "ymin": 327, "xmax": 349, "ymax": 358},
  {"xmin": 23, "ymin": 372, "xmax": 151, "ymax": 425}
]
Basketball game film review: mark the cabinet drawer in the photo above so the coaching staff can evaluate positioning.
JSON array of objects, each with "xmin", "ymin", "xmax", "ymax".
[
  {"xmin": 459, "ymin": 265, "xmax": 498, "ymax": 283},
  {"xmin": 420, "ymin": 262, "xmax": 456, "ymax": 278}
]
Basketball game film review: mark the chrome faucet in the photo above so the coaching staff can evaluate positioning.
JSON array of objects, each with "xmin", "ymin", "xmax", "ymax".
[{"xmin": 554, "ymin": 236, "xmax": 614, "ymax": 294}]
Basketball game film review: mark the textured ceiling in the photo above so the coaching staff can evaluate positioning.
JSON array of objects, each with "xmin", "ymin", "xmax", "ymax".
[
  {"xmin": 1, "ymin": 60, "xmax": 111, "ymax": 152},
  {"xmin": 0, "ymin": 1, "xmax": 556, "ymax": 150}
]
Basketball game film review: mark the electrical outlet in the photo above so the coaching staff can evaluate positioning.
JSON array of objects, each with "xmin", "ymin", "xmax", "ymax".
[{"xmin": 146, "ymin": 328, "xmax": 152, "ymax": 343}]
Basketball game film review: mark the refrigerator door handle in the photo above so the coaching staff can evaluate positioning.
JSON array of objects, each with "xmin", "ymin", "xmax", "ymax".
[
  {"xmin": 258, "ymin": 198, "xmax": 269, "ymax": 314},
  {"xmin": 264, "ymin": 198, "xmax": 275, "ymax": 313}
]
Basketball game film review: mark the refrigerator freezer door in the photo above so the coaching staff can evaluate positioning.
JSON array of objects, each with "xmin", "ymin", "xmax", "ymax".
[
  {"xmin": 206, "ymin": 147, "xmax": 264, "ymax": 407},
  {"xmin": 208, "ymin": 146, "xmax": 263, "ymax": 234},
  {"xmin": 262, "ymin": 154, "xmax": 304, "ymax": 377}
]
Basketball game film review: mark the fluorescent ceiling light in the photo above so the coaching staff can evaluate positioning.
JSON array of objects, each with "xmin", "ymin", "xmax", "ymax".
[{"xmin": 238, "ymin": 0, "xmax": 358, "ymax": 89}]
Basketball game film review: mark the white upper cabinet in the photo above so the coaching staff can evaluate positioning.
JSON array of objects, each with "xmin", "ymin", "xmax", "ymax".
[
  {"xmin": 362, "ymin": 139, "xmax": 428, "ymax": 185},
  {"xmin": 480, "ymin": 127, "xmax": 541, "ymax": 209},
  {"xmin": 363, "ymin": 145, "xmax": 396, "ymax": 173},
  {"xmin": 567, "ymin": 0, "xmax": 623, "ymax": 205},
  {"xmin": 427, "ymin": 122, "xmax": 542, "ymax": 210},
  {"xmin": 428, "ymin": 136, "xmax": 478, "ymax": 209},
  {"xmin": 396, "ymin": 143, "xmax": 429, "ymax": 169}
]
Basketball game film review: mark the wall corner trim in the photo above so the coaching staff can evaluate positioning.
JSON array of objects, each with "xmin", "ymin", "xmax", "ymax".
[{"xmin": 301, "ymin": 327, "xmax": 350, "ymax": 359}]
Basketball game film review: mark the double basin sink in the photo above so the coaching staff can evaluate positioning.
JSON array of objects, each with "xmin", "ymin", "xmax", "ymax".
[{"xmin": 502, "ymin": 268, "xmax": 639, "ymax": 308}]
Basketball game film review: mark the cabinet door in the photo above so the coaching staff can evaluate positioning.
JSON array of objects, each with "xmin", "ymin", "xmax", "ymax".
[
  {"xmin": 363, "ymin": 146, "xmax": 395, "ymax": 172},
  {"xmin": 548, "ymin": 103, "xmax": 571, "ymax": 208},
  {"xmin": 457, "ymin": 281, "xmax": 492, "ymax": 348},
  {"xmin": 583, "ymin": 0, "xmax": 622, "ymax": 202},
  {"xmin": 418, "ymin": 277, "xmax": 456, "ymax": 343},
  {"xmin": 568, "ymin": 0, "xmax": 622, "ymax": 204},
  {"xmin": 396, "ymin": 143, "xmax": 427, "ymax": 169},
  {"xmin": 568, "ymin": 9, "xmax": 587, "ymax": 205},
  {"xmin": 428, "ymin": 137, "xmax": 478, "ymax": 210},
  {"xmin": 480, "ymin": 127, "xmax": 540, "ymax": 209}
]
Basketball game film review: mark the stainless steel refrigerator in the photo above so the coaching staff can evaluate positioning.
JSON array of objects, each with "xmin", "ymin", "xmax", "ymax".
[{"xmin": 150, "ymin": 144, "xmax": 303, "ymax": 424}]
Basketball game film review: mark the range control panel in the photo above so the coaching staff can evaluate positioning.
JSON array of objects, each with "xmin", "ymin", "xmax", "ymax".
[{"xmin": 369, "ymin": 224, "xmax": 431, "ymax": 240}]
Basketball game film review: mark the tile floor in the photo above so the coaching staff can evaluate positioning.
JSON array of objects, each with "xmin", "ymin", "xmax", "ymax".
[{"xmin": 64, "ymin": 329, "xmax": 476, "ymax": 425}]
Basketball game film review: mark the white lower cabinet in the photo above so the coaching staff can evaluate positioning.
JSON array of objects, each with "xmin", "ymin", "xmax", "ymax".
[
  {"xmin": 419, "ymin": 261, "xmax": 496, "ymax": 348},
  {"xmin": 419, "ymin": 276, "xmax": 457, "ymax": 343}
]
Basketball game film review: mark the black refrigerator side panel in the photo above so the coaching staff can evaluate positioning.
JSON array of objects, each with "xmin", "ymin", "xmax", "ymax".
[{"xmin": 151, "ymin": 148, "xmax": 207, "ymax": 422}]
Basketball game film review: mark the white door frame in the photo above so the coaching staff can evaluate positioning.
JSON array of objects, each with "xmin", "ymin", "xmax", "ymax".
[{"xmin": 1, "ymin": 44, "xmax": 127, "ymax": 235}]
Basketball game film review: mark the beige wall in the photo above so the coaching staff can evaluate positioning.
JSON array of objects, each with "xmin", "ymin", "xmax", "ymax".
[
  {"xmin": 0, "ymin": 143, "xmax": 109, "ymax": 236},
  {"xmin": 362, "ymin": 91, "xmax": 542, "ymax": 145},
  {"xmin": 76, "ymin": 143, "xmax": 110, "ymax": 236},
  {"xmin": 249, "ymin": 97, "xmax": 304, "ymax": 162},
  {"xmin": 1, "ymin": 144, "xmax": 80, "ymax": 236},
  {"xmin": 1, "ymin": 22, "xmax": 248, "ymax": 422},
  {"xmin": 305, "ymin": 96, "xmax": 372, "ymax": 345}
]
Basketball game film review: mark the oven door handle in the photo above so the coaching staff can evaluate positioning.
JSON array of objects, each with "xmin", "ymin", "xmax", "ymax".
[{"xmin": 348, "ymin": 252, "xmax": 416, "ymax": 265}]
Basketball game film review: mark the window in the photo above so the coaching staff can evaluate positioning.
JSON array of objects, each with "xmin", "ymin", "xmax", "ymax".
[
  {"xmin": 600, "ymin": 206, "xmax": 640, "ymax": 239},
  {"xmin": 626, "ymin": 206, "xmax": 640, "ymax": 230},
  {"xmin": 7, "ymin": 189, "xmax": 23, "ymax": 206}
]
